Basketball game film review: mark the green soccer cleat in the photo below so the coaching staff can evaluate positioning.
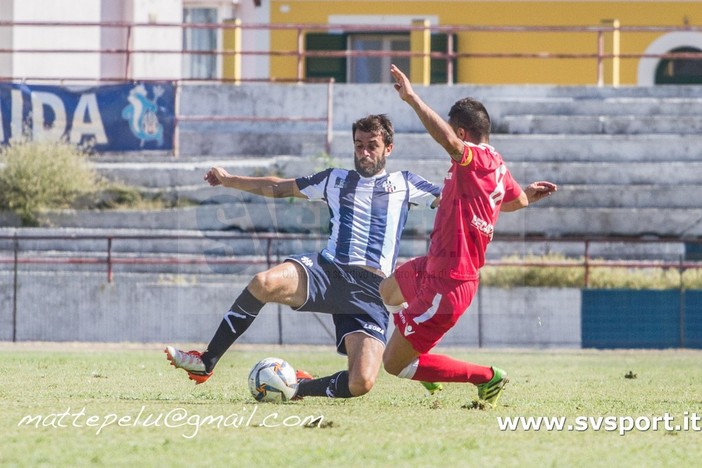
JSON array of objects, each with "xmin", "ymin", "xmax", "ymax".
[
  {"xmin": 420, "ymin": 381, "xmax": 443, "ymax": 395},
  {"xmin": 477, "ymin": 367, "xmax": 509, "ymax": 408}
]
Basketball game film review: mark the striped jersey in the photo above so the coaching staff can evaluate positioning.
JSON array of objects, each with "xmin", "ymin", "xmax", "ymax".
[{"xmin": 295, "ymin": 168, "xmax": 441, "ymax": 276}]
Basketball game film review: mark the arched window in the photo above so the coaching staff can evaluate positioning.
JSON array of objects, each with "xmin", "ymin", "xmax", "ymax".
[
  {"xmin": 655, "ymin": 46, "xmax": 702, "ymax": 84},
  {"xmin": 638, "ymin": 32, "xmax": 702, "ymax": 85}
]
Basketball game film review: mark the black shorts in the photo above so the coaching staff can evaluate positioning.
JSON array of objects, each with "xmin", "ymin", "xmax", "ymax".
[{"xmin": 285, "ymin": 252, "xmax": 388, "ymax": 355}]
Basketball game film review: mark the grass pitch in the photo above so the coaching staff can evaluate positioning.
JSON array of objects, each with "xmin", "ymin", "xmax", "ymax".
[{"xmin": 1, "ymin": 343, "xmax": 700, "ymax": 467}]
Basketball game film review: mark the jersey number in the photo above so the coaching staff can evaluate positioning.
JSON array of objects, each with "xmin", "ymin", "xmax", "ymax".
[{"xmin": 488, "ymin": 164, "xmax": 507, "ymax": 210}]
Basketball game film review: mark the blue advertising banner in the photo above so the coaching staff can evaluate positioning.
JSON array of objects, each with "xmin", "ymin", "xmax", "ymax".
[{"xmin": 0, "ymin": 82, "xmax": 175, "ymax": 151}]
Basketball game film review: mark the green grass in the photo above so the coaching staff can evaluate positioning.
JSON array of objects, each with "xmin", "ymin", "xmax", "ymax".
[
  {"xmin": 1, "ymin": 344, "xmax": 701, "ymax": 467},
  {"xmin": 481, "ymin": 254, "xmax": 702, "ymax": 289}
]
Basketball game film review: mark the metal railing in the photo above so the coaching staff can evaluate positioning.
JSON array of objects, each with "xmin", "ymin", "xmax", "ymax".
[
  {"xmin": 3, "ymin": 233, "xmax": 701, "ymax": 343},
  {"xmin": 172, "ymin": 77, "xmax": 334, "ymax": 156},
  {"xmin": 1, "ymin": 20, "xmax": 702, "ymax": 86},
  {"xmin": 2, "ymin": 233, "xmax": 701, "ymax": 285}
]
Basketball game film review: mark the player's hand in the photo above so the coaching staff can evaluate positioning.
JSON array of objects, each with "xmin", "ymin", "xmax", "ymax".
[
  {"xmin": 204, "ymin": 167, "xmax": 230, "ymax": 187},
  {"xmin": 525, "ymin": 181, "xmax": 557, "ymax": 203},
  {"xmin": 390, "ymin": 64, "xmax": 414, "ymax": 101}
]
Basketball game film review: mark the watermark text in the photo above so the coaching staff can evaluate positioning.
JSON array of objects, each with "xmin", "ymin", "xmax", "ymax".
[
  {"xmin": 497, "ymin": 412, "xmax": 700, "ymax": 436},
  {"xmin": 18, "ymin": 406, "xmax": 324, "ymax": 439}
]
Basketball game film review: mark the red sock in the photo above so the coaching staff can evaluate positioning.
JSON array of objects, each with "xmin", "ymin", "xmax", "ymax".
[{"xmin": 412, "ymin": 353, "xmax": 493, "ymax": 384}]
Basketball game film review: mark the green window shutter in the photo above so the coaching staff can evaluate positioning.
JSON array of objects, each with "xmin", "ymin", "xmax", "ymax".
[
  {"xmin": 430, "ymin": 33, "xmax": 457, "ymax": 84},
  {"xmin": 655, "ymin": 47, "xmax": 702, "ymax": 84},
  {"xmin": 305, "ymin": 33, "xmax": 347, "ymax": 83}
]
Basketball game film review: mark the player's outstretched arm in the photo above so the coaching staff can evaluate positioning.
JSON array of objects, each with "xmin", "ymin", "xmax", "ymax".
[
  {"xmin": 204, "ymin": 167, "xmax": 303, "ymax": 198},
  {"xmin": 524, "ymin": 181, "xmax": 557, "ymax": 203},
  {"xmin": 501, "ymin": 181, "xmax": 558, "ymax": 212},
  {"xmin": 390, "ymin": 64, "xmax": 465, "ymax": 162}
]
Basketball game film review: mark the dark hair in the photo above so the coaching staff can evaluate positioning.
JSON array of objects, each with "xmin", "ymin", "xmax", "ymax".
[
  {"xmin": 352, "ymin": 114, "xmax": 394, "ymax": 146},
  {"xmin": 448, "ymin": 98, "xmax": 491, "ymax": 142}
]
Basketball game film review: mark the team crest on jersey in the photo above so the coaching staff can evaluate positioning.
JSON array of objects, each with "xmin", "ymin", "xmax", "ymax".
[
  {"xmin": 334, "ymin": 177, "xmax": 348, "ymax": 189},
  {"xmin": 381, "ymin": 179, "xmax": 396, "ymax": 193}
]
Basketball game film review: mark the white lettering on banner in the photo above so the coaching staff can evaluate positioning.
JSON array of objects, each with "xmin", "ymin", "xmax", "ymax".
[
  {"xmin": 1, "ymin": 89, "xmax": 108, "ymax": 144},
  {"xmin": 11, "ymin": 89, "xmax": 23, "ymax": 141},
  {"xmin": 31, "ymin": 91, "xmax": 67, "ymax": 142},
  {"xmin": 0, "ymin": 89, "xmax": 24, "ymax": 143},
  {"xmin": 70, "ymin": 93, "xmax": 108, "ymax": 144}
]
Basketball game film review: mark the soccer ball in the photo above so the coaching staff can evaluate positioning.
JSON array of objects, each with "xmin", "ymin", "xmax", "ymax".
[{"xmin": 248, "ymin": 357, "xmax": 298, "ymax": 402}]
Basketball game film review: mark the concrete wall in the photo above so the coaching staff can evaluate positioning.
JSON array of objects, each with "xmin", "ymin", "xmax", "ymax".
[{"xmin": 1, "ymin": 270, "xmax": 580, "ymax": 347}]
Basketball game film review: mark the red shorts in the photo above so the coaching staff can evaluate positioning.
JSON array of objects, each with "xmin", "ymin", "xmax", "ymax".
[{"xmin": 392, "ymin": 256, "xmax": 478, "ymax": 354}]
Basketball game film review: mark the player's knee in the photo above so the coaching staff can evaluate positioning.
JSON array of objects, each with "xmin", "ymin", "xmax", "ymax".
[
  {"xmin": 348, "ymin": 374, "xmax": 375, "ymax": 396},
  {"xmin": 382, "ymin": 353, "xmax": 403, "ymax": 377},
  {"xmin": 378, "ymin": 277, "xmax": 393, "ymax": 303},
  {"xmin": 248, "ymin": 271, "xmax": 276, "ymax": 299}
]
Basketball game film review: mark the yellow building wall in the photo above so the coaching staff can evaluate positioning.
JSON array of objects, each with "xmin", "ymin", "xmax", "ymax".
[{"xmin": 268, "ymin": 1, "xmax": 700, "ymax": 85}]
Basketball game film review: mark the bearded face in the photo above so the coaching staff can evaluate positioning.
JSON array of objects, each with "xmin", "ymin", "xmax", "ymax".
[{"xmin": 353, "ymin": 130, "xmax": 390, "ymax": 178}]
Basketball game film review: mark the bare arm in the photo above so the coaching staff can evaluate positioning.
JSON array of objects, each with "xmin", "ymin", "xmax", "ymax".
[
  {"xmin": 390, "ymin": 64, "xmax": 466, "ymax": 163},
  {"xmin": 204, "ymin": 167, "xmax": 305, "ymax": 198},
  {"xmin": 502, "ymin": 181, "xmax": 558, "ymax": 212},
  {"xmin": 501, "ymin": 191, "xmax": 529, "ymax": 212}
]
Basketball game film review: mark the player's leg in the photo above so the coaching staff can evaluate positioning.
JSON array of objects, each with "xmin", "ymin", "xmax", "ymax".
[
  {"xmin": 345, "ymin": 332, "xmax": 384, "ymax": 396},
  {"xmin": 295, "ymin": 332, "xmax": 384, "ymax": 399},
  {"xmin": 380, "ymin": 258, "xmax": 443, "ymax": 394},
  {"xmin": 165, "ymin": 261, "xmax": 306, "ymax": 383},
  {"xmin": 200, "ymin": 260, "xmax": 307, "ymax": 369},
  {"xmin": 379, "ymin": 273, "xmax": 406, "ymax": 312},
  {"xmin": 294, "ymin": 262, "xmax": 386, "ymax": 399},
  {"xmin": 383, "ymin": 327, "xmax": 421, "ymax": 376},
  {"xmin": 385, "ymin": 277, "xmax": 508, "ymax": 406}
]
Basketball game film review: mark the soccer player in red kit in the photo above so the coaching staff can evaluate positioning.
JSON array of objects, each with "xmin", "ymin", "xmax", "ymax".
[{"xmin": 380, "ymin": 64, "xmax": 558, "ymax": 407}]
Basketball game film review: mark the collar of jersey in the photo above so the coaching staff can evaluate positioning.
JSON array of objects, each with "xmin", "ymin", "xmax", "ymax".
[{"xmin": 356, "ymin": 169, "xmax": 387, "ymax": 180}]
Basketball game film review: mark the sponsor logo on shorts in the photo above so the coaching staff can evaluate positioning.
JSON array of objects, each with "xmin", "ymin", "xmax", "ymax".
[
  {"xmin": 300, "ymin": 256, "xmax": 314, "ymax": 267},
  {"xmin": 398, "ymin": 310, "xmax": 415, "ymax": 336},
  {"xmin": 363, "ymin": 323, "xmax": 384, "ymax": 335}
]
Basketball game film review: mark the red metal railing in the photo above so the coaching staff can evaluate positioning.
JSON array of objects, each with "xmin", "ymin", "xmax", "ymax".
[
  {"xmin": 1, "ymin": 233, "xmax": 701, "ymax": 285},
  {"xmin": 1, "ymin": 20, "xmax": 702, "ymax": 85},
  {"xmin": 172, "ymin": 77, "xmax": 334, "ymax": 156}
]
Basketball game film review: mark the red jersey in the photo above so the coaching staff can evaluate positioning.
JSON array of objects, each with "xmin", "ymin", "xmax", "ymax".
[{"xmin": 426, "ymin": 142, "xmax": 522, "ymax": 280}]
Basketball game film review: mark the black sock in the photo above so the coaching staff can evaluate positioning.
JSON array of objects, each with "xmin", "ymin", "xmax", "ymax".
[
  {"xmin": 296, "ymin": 371, "xmax": 353, "ymax": 399},
  {"xmin": 201, "ymin": 288, "xmax": 264, "ymax": 372}
]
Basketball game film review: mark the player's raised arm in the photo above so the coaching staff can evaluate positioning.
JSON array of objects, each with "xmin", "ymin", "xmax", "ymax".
[
  {"xmin": 390, "ymin": 64, "xmax": 466, "ymax": 163},
  {"xmin": 204, "ymin": 166, "xmax": 304, "ymax": 198}
]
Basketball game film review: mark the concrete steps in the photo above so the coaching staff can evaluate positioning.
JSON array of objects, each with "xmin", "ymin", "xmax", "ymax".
[
  {"xmin": 4, "ymin": 204, "xmax": 699, "ymax": 238},
  {"xmin": 6, "ymin": 84, "xmax": 702, "ymax": 246},
  {"xmin": 485, "ymin": 97, "xmax": 702, "ymax": 118},
  {"xmin": 380, "ymin": 133, "xmax": 702, "ymax": 162},
  {"xmin": 499, "ymin": 115, "xmax": 702, "ymax": 135}
]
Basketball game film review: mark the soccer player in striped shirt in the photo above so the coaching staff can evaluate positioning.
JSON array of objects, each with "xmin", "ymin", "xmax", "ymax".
[
  {"xmin": 380, "ymin": 65, "xmax": 557, "ymax": 407},
  {"xmin": 165, "ymin": 114, "xmax": 442, "ymax": 399}
]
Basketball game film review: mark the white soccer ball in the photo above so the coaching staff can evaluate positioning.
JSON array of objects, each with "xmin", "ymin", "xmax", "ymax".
[{"xmin": 248, "ymin": 357, "xmax": 298, "ymax": 402}]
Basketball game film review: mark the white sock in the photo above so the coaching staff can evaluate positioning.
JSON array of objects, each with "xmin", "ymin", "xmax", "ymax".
[{"xmin": 397, "ymin": 358, "xmax": 419, "ymax": 380}]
